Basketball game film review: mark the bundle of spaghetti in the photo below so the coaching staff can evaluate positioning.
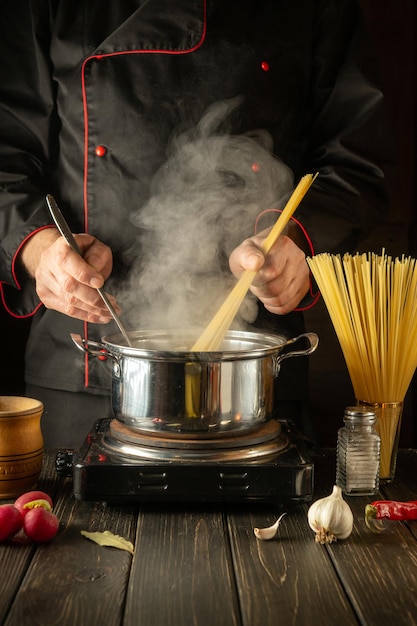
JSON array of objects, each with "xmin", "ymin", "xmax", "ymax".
[
  {"xmin": 307, "ymin": 251, "xmax": 417, "ymax": 477},
  {"xmin": 191, "ymin": 172, "xmax": 318, "ymax": 352}
]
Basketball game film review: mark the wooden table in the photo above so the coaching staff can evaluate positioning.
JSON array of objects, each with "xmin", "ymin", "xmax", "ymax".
[{"xmin": 1, "ymin": 448, "xmax": 417, "ymax": 626}]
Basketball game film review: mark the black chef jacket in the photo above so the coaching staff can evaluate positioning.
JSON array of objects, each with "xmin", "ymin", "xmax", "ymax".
[{"xmin": 0, "ymin": 0, "xmax": 393, "ymax": 404}]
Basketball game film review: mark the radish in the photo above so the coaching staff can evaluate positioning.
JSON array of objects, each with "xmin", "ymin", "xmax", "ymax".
[
  {"xmin": 23, "ymin": 507, "xmax": 59, "ymax": 542},
  {"xmin": 14, "ymin": 490, "xmax": 53, "ymax": 517},
  {"xmin": 0, "ymin": 504, "xmax": 23, "ymax": 541}
]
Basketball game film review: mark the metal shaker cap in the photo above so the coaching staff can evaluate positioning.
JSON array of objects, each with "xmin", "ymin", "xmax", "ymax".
[{"xmin": 344, "ymin": 405, "xmax": 377, "ymax": 424}]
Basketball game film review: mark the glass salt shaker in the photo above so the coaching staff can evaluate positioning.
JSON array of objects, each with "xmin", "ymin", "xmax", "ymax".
[{"xmin": 336, "ymin": 405, "xmax": 381, "ymax": 496}]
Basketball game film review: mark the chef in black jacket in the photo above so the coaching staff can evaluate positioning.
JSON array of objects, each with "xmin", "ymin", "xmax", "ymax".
[{"xmin": 0, "ymin": 0, "xmax": 394, "ymax": 446}]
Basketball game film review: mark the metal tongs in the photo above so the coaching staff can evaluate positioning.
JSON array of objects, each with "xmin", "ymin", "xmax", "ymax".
[{"xmin": 46, "ymin": 194, "xmax": 132, "ymax": 346}]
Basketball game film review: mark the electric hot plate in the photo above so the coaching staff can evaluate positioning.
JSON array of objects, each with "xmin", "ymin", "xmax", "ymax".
[{"xmin": 56, "ymin": 418, "xmax": 314, "ymax": 504}]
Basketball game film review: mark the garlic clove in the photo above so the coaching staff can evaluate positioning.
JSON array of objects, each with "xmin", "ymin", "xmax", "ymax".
[
  {"xmin": 307, "ymin": 485, "xmax": 354, "ymax": 544},
  {"xmin": 253, "ymin": 512, "xmax": 286, "ymax": 540}
]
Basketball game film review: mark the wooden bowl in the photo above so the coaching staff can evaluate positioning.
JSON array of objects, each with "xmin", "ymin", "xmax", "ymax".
[{"xmin": 0, "ymin": 396, "xmax": 44, "ymax": 499}]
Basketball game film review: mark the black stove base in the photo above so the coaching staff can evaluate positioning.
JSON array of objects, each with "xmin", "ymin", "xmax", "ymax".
[{"xmin": 56, "ymin": 418, "xmax": 314, "ymax": 504}]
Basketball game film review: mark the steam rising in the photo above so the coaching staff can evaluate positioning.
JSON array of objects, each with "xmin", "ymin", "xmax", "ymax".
[{"xmin": 121, "ymin": 99, "xmax": 293, "ymax": 333}]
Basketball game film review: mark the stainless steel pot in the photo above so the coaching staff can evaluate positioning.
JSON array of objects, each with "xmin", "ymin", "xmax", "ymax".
[{"xmin": 71, "ymin": 329, "xmax": 318, "ymax": 436}]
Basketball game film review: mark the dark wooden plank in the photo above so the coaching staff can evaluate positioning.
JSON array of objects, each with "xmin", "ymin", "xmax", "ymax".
[
  {"xmin": 227, "ymin": 503, "xmax": 359, "ymax": 626},
  {"xmin": 308, "ymin": 450, "xmax": 417, "ymax": 624},
  {"xmin": 0, "ymin": 451, "xmax": 61, "ymax": 623},
  {"xmin": 124, "ymin": 504, "xmax": 241, "ymax": 626},
  {"xmin": 0, "ymin": 543, "xmax": 37, "ymax": 623},
  {"xmin": 4, "ymin": 449, "xmax": 417, "ymax": 626},
  {"xmin": 4, "ymin": 456, "xmax": 138, "ymax": 626},
  {"xmin": 325, "ymin": 492, "xmax": 417, "ymax": 625}
]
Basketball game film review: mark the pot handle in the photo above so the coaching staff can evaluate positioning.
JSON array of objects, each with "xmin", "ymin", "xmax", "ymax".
[
  {"xmin": 70, "ymin": 333, "xmax": 112, "ymax": 360},
  {"xmin": 273, "ymin": 332, "xmax": 319, "ymax": 376}
]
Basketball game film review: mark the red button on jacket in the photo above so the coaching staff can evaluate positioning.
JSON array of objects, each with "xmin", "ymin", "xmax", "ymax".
[{"xmin": 95, "ymin": 145, "xmax": 107, "ymax": 157}]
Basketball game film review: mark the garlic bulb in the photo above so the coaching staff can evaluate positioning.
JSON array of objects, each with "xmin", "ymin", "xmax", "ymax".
[{"xmin": 307, "ymin": 485, "xmax": 353, "ymax": 544}]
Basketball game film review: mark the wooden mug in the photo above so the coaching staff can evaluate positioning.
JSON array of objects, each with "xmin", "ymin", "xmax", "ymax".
[{"xmin": 0, "ymin": 396, "xmax": 44, "ymax": 499}]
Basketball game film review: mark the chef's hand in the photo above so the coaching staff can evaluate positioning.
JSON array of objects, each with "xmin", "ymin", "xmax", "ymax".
[
  {"xmin": 19, "ymin": 228, "xmax": 118, "ymax": 323},
  {"xmin": 229, "ymin": 229, "xmax": 310, "ymax": 315}
]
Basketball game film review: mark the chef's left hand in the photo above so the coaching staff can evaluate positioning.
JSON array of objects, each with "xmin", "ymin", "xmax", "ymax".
[{"xmin": 229, "ymin": 229, "xmax": 310, "ymax": 315}]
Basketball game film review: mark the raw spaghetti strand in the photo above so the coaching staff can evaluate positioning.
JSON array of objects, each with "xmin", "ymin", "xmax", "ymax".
[
  {"xmin": 307, "ymin": 252, "xmax": 417, "ymax": 480},
  {"xmin": 191, "ymin": 172, "xmax": 318, "ymax": 352}
]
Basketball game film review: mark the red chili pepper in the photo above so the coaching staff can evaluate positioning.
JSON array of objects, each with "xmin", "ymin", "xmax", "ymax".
[{"xmin": 365, "ymin": 500, "xmax": 417, "ymax": 531}]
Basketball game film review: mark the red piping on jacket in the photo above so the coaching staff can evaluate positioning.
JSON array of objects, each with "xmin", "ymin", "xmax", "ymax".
[
  {"xmin": 80, "ymin": 1, "xmax": 207, "ymax": 386},
  {"xmin": 0, "ymin": 225, "xmax": 54, "ymax": 319},
  {"xmin": 254, "ymin": 208, "xmax": 320, "ymax": 311}
]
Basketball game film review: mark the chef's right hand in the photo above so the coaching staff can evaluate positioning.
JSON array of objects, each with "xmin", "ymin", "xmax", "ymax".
[{"xmin": 19, "ymin": 228, "xmax": 118, "ymax": 323}]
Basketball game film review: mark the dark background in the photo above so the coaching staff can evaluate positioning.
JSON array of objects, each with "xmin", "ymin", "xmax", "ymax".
[
  {"xmin": 305, "ymin": 0, "xmax": 417, "ymax": 446},
  {"xmin": 1, "ymin": 0, "xmax": 416, "ymax": 447}
]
